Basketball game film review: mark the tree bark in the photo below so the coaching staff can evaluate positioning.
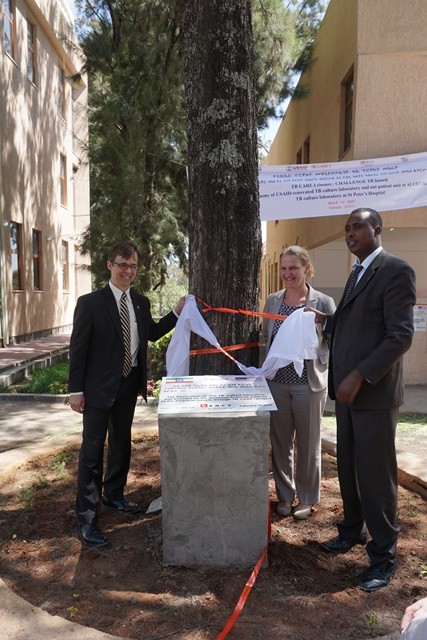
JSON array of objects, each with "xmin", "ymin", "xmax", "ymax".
[{"xmin": 181, "ymin": 0, "xmax": 262, "ymax": 375}]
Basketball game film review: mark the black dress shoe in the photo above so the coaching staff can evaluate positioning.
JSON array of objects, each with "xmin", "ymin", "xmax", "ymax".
[
  {"xmin": 102, "ymin": 496, "xmax": 141, "ymax": 515},
  {"xmin": 358, "ymin": 558, "xmax": 397, "ymax": 592},
  {"xmin": 320, "ymin": 532, "xmax": 367, "ymax": 554},
  {"xmin": 76, "ymin": 523, "xmax": 108, "ymax": 548}
]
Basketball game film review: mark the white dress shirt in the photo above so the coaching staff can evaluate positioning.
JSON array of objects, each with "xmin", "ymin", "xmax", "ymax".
[{"xmin": 109, "ymin": 281, "xmax": 139, "ymax": 366}]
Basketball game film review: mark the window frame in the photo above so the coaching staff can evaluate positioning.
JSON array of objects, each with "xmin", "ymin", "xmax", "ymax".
[
  {"xmin": 60, "ymin": 152, "xmax": 67, "ymax": 206},
  {"xmin": 340, "ymin": 66, "xmax": 354, "ymax": 158},
  {"xmin": 32, "ymin": 228, "xmax": 42, "ymax": 291},
  {"xmin": 10, "ymin": 221, "xmax": 23, "ymax": 290},
  {"xmin": 303, "ymin": 136, "xmax": 311, "ymax": 164},
  {"xmin": 57, "ymin": 64, "xmax": 66, "ymax": 119},
  {"xmin": 26, "ymin": 19, "xmax": 37, "ymax": 84},
  {"xmin": 3, "ymin": 0, "xmax": 16, "ymax": 59},
  {"xmin": 61, "ymin": 240, "xmax": 69, "ymax": 291}
]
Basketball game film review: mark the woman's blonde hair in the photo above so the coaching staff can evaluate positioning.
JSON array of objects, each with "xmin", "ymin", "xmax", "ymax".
[{"xmin": 280, "ymin": 245, "xmax": 314, "ymax": 279}]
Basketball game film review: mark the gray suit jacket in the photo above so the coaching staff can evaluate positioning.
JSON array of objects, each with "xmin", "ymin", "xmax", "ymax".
[
  {"xmin": 263, "ymin": 284, "xmax": 336, "ymax": 392},
  {"xmin": 329, "ymin": 249, "xmax": 416, "ymax": 409}
]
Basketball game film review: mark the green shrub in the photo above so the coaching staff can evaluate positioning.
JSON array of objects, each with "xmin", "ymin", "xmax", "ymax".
[
  {"xmin": 148, "ymin": 331, "xmax": 173, "ymax": 381},
  {"xmin": 152, "ymin": 380, "xmax": 162, "ymax": 398},
  {"xmin": 27, "ymin": 361, "xmax": 69, "ymax": 394}
]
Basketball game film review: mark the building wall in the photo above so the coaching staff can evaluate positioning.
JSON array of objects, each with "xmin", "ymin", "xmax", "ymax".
[
  {"xmin": 263, "ymin": 0, "xmax": 427, "ymax": 383},
  {"xmin": 0, "ymin": 0, "xmax": 90, "ymax": 344}
]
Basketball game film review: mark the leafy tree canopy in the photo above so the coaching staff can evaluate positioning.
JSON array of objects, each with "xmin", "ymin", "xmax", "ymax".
[{"xmin": 74, "ymin": 0, "xmax": 325, "ymax": 291}]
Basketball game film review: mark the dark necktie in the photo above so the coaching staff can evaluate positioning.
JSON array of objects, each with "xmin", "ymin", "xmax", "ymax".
[
  {"xmin": 342, "ymin": 265, "xmax": 363, "ymax": 305},
  {"xmin": 120, "ymin": 292, "xmax": 132, "ymax": 377}
]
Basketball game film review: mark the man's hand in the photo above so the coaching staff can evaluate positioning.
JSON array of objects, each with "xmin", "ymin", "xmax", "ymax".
[
  {"xmin": 174, "ymin": 295, "xmax": 187, "ymax": 316},
  {"xmin": 304, "ymin": 306, "xmax": 327, "ymax": 324},
  {"xmin": 69, "ymin": 393, "xmax": 85, "ymax": 413},
  {"xmin": 336, "ymin": 370, "xmax": 364, "ymax": 405},
  {"xmin": 401, "ymin": 596, "xmax": 427, "ymax": 632}
]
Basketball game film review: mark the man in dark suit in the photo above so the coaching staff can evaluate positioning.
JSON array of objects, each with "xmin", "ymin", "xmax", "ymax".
[
  {"xmin": 310, "ymin": 208, "xmax": 416, "ymax": 592},
  {"xmin": 69, "ymin": 240, "xmax": 185, "ymax": 547}
]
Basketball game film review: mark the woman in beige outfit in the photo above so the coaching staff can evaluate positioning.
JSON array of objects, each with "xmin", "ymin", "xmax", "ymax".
[{"xmin": 263, "ymin": 246, "xmax": 336, "ymax": 519}]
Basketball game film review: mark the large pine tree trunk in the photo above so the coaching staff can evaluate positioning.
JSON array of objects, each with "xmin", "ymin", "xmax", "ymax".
[{"xmin": 180, "ymin": 0, "xmax": 262, "ymax": 375}]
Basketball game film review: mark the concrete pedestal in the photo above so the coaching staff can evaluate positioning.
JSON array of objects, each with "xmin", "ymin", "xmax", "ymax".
[{"xmin": 159, "ymin": 411, "xmax": 270, "ymax": 569}]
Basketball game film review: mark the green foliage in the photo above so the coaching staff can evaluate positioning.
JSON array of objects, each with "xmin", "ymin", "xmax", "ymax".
[
  {"xmin": 76, "ymin": 0, "xmax": 188, "ymax": 292},
  {"xmin": 17, "ymin": 487, "xmax": 35, "ymax": 509},
  {"xmin": 152, "ymin": 380, "xmax": 162, "ymax": 398},
  {"xmin": 397, "ymin": 413, "xmax": 427, "ymax": 425},
  {"xmin": 405, "ymin": 495, "xmax": 417, "ymax": 517},
  {"xmin": 67, "ymin": 605, "xmax": 79, "ymax": 619},
  {"xmin": 35, "ymin": 474, "xmax": 49, "ymax": 489},
  {"xmin": 253, "ymin": 0, "xmax": 326, "ymax": 126},
  {"xmin": 52, "ymin": 451, "xmax": 69, "ymax": 477},
  {"xmin": 365, "ymin": 612, "xmax": 380, "ymax": 636},
  {"xmin": 148, "ymin": 331, "xmax": 173, "ymax": 381},
  {"xmin": 27, "ymin": 361, "xmax": 69, "ymax": 395},
  {"xmin": 146, "ymin": 260, "xmax": 188, "ymax": 317}
]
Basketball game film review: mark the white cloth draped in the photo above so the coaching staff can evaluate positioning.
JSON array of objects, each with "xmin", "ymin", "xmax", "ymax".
[{"xmin": 166, "ymin": 294, "xmax": 318, "ymax": 379}]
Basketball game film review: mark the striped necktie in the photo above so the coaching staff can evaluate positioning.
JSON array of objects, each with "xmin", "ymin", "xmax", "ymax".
[
  {"xmin": 342, "ymin": 265, "xmax": 363, "ymax": 305},
  {"xmin": 120, "ymin": 292, "xmax": 132, "ymax": 377}
]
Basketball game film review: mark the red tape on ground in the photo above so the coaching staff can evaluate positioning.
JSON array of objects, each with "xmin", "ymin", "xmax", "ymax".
[
  {"xmin": 215, "ymin": 547, "xmax": 268, "ymax": 640},
  {"xmin": 215, "ymin": 502, "xmax": 271, "ymax": 640}
]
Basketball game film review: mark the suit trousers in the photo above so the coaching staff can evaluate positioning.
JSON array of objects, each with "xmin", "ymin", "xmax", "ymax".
[
  {"xmin": 268, "ymin": 381, "xmax": 327, "ymax": 505},
  {"xmin": 335, "ymin": 401, "xmax": 399, "ymax": 565},
  {"xmin": 76, "ymin": 368, "xmax": 140, "ymax": 525}
]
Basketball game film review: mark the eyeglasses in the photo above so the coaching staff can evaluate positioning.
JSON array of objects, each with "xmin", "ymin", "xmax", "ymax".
[{"xmin": 112, "ymin": 261, "xmax": 138, "ymax": 272}]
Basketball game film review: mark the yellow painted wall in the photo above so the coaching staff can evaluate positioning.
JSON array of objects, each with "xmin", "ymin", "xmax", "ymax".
[
  {"xmin": 262, "ymin": 0, "xmax": 427, "ymax": 383},
  {"xmin": 0, "ymin": 0, "xmax": 91, "ymax": 343}
]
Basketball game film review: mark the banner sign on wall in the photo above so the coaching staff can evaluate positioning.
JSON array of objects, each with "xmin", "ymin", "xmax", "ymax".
[
  {"xmin": 259, "ymin": 152, "xmax": 427, "ymax": 221},
  {"xmin": 414, "ymin": 305, "xmax": 427, "ymax": 332}
]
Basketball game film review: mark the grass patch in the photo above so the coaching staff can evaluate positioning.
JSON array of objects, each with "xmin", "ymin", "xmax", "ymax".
[
  {"xmin": 17, "ymin": 486, "xmax": 36, "ymax": 509},
  {"xmin": 2, "ymin": 361, "xmax": 69, "ymax": 395},
  {"xmin": 52, "ymin": 451, "xmax": 69, "ymax": 477},
  {"xmin": 323, "ymin": 413, "xmax": 427, "ymax": 430},
  {"xmin": 27, "ymin": 361, "xmax": 69, "ymax": 394}
]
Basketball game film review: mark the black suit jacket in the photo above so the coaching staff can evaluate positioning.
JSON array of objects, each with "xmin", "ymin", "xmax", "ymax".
[
  {"xmin": 69, "ymin": 285, "xmax": 177, "ymax": 408},
  {"xmin": 329, "ymin": 249, "xmax": 416, "ymax": 409}
]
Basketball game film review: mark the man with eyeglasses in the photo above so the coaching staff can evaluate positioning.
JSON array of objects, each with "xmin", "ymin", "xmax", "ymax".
[{"xmin": 69, "ymin": 240, "xmax": 186, "ymax": 547}]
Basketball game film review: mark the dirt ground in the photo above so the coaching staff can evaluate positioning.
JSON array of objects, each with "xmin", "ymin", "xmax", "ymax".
[{"xmin": 0, "ymin": 435, "xmax": 426, "ymax": 640}]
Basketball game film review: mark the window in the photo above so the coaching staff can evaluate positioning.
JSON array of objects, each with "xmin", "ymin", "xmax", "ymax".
[
  {"xmin": 27, "ymin": 20, "xmax": 37, "ymax": 84},
  {"xmin": 296, "ymin": 137, "xmax": 310, "ymax": 165},
  {"xmin": 61, "ymin": 240, "xmax": 69, "ymax": 291},
  {"xmin": 303, "ymin": 136, "xmax": 310, "ymax": 164},
  {"xmin": 340, "ymin": 67, "xmax": 354, "ymax": 157},
  {"xmin": 267, "ymin": 261, "xmax": 279, "ymax": 295},
  {"xmin": 10, "ymin": 222, "xmax": 22, "ymax": 290},
  {"xmin": 60, "ymin": 153, "xmax": 67, "ymax": 206},
  {"xmin": 74, "ymin": 244, "xmax": 79, "ymax": 299},
  {"xmin": 32, "ymin": 229, "xmax": 42, "ymax": 290},
  {"xmin": 3, "ymin": 0, "xmax": 15, "ymax": 58},
  {"xmin": 57, "ymin": 64, "xmax": 66, "ymax": 119}
]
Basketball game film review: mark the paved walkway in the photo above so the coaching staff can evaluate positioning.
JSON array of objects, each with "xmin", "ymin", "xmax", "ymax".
[
  {"xmin": 0, "ymin": 335, "xmax": 425, "ymax": 640},
  {"xmin": 0, "ymin": 333, "xmax": 72, "ymax": 371}
]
